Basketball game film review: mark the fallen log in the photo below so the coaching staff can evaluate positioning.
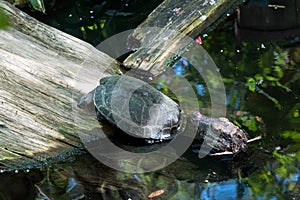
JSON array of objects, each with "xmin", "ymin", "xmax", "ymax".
[
  {"xmin": 124, "ymin": 0, "xmax": 243, "ymax": 75},
  {"xmin": 0, "ymin": 1, "xmax": 120, "ymax": 169}
]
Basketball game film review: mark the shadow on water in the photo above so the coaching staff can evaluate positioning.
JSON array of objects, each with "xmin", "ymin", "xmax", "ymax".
[{"xmin": 1, "ymin": 0, "xmax": 299, "ymax": 199}]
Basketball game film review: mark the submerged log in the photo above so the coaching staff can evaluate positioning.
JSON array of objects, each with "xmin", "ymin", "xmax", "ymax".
[
  {"xmin": 0, "ymin": 1, "xmax": 119, "ymax": 169},
  {"xmin": 124, "ymin": 0, "xmax": 242, "ymax": 75}
]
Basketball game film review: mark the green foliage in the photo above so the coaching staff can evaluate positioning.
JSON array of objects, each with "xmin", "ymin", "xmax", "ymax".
[
  {"xmin": 245, "ymin": 77, "xmax": 256, "ymax": 92},
  {"xmin": 283, "ymin": 130, "xmax": 300, "ymax": 143},
  {"xmin": 258, "ymin": 89, "xmax": 283, "ymax": 110},
  {"xmin": 244, "ymin": 47, "xmax": 292, "ymax": 109},
  {"xmin": 240, "ymin": 115, "xmax": 257, "ymax": 132},
  {"xmin": 272, "ymin": 150, "xmax": 295, "ymax": 177},
  {"xmin": 232, "ymin": 112, "xmax": 265, "ymax": 136},
  {"xmin": 202, "ymin": 30, "xmax": 293, "ymax": 110},
  {"xmin": 282, "ymin": 130, "xmax": 300, "ymax": 158},
  {"xmin": 296, "ymin": 152, "xmax": 300, "ymax": 163},
  {"xmin": 245, "ymin": 150, "xmax": 299, "ymax": 199},
  {"xmin": 258, "ymin": 47, "xmax": 289, "ymax": 87},
  {"xmin": 293, "ymin": 109, "xmax": 299, "ymax": 118}
]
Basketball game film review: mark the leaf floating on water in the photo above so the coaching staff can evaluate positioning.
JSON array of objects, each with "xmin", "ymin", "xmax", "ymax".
[{"xmin": 148, "ymin": 189, "xmax": 165, "ymax": 198}]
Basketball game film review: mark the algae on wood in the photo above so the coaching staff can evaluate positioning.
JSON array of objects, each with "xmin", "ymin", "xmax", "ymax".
[{"xmin": 0, "ymin": 1, "xmax": 119, "ymax": 169}]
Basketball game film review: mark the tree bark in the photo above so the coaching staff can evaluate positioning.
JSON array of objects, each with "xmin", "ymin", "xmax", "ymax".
[
  {"xmin": 123, "ymin": 0, "xmax": 242, "ymax": 75},
  {"xmin": 0, "ymin": 1, "xmax": 119, "ymax": 169}
]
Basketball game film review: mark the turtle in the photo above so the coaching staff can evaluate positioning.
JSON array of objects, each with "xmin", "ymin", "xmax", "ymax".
[
  {"xmin": 78, "ymin": 75, "xmax": 255, "ymax": 155},
  {"xmin": 78, "ymin": 75, "xmax": 183, "ymax": 142}
]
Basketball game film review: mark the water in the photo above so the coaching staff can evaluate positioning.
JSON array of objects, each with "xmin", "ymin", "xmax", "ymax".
[
  {"xmin": 1, "ymin": 1, "xmax": 300, "ymax": 199},
  {"xmin": 22, "ymin": 0, "xmax": 163, "ymax": 46}
]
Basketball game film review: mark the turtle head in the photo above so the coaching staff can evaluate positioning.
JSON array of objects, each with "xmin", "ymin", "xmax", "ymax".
[
  {"xmin": 191, "ymin": 111, "xmax": 248, "ymax": 156},
  {"xmin": 77, "ymin": 89, "xmax": 96, "ymax": 108}
]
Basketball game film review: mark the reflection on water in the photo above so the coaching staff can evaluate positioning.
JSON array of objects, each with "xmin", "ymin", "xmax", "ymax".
[
  {"xmin": 1, "ymin": 33, "xmax": 299, "ymax": 200},
  {"xmin": 2, "ymin": 1, "xmax": 300, "ymax": 199},
  {"xmin": 22, "ymin": 0, "xmax": 164, "ymax": 46},
  {"xmin": 1, "ymin": 151, "xmax": 298, "ymax": 199}
]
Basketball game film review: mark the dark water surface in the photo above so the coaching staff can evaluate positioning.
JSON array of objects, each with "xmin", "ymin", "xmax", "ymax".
[{"xmin": 1, "ymin": 1, "xmax": 299, "ymax": 199}]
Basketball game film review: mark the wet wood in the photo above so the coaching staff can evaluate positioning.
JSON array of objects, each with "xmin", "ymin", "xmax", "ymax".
[
  {"xmin": 124, "ymin": 0, "xmax": 242, "ymax": 75},
  {"xmin": 0, "ymin": 1, "xmax": 119, "ymax": 169}
]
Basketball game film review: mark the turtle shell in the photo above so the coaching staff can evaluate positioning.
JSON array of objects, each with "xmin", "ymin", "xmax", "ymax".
[{"xmin": 93, "ymin": 75, "xmax": 182, "ymax": 140}]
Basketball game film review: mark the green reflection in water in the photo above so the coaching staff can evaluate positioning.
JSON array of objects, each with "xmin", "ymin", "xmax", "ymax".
[{"xmin": 2, "ymin": 1, "xmax": 300, "ymax": 199}]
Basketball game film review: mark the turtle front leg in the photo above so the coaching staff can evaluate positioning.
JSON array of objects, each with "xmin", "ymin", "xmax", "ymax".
[{"xmin": 77, "ymin": 89, "xmax": 95, "ymax": 108}]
